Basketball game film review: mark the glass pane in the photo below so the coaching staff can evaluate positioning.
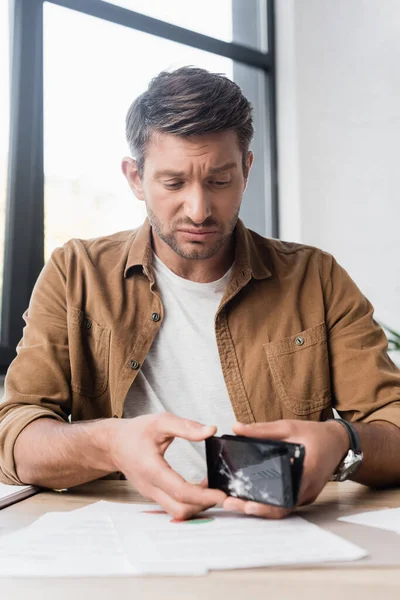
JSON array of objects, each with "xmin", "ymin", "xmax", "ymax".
[
  {"xmin": 0, "ymin": 0, "xmax": 10, "ymax": 332},
  {"xmin": 43, "ymin": 4, "xmax": 269, "ymax": 259},
  {"xmin": 102, "ymin": 0, "xmax": 232, "ymax": 41},
  {"xmin": 99, "ymin": 0, "xmax": 267, "ymax": 51}
]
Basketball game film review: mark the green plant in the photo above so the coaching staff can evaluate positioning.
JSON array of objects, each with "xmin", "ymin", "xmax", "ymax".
[{"xmin": 381, "ymin": 324, "xmax": 400, "ymax": 351}]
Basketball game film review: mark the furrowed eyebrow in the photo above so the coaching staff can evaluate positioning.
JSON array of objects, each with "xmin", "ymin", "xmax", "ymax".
[
  {"xmin": 154, "ymin": 162, "xmax": 237, "ymax": 179},
  {"xmin": 154, "ymin": 170, "xmax": 185, "ymax": 179},
  {"xmin": 208, "ymin": 162, "xmax": 238, "ymax": 174}
]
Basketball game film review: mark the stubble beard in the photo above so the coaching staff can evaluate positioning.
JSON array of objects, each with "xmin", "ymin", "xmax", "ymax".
[{"xmin": 146, "ymin": 206, "xmax": 240, "ymax": 260}]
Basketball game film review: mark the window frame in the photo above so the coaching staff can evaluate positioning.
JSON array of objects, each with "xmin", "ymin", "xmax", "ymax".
[{"xmin": 0, "ymin": 0, "xmax": 277, "ymax": 372}]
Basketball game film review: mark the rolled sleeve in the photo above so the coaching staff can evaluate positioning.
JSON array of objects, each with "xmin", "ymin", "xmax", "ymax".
[
  {"xmin": 355, "ymin": 402, "xmax": 400, "ymax": 430},
  {"xmin": 0, "ymin": 246, "xmax": 72, "ymax": 484},
  {"xmin": 0, "ymin": 404, "xmax": 66, "ymax": 484}
]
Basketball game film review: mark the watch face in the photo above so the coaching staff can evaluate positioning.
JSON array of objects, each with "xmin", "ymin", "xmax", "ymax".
[{"xmin": 339, "ymin": 450, "xmax": 363, "ymax": 481}]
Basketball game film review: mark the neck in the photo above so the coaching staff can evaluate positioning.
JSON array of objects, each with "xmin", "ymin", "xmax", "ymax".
[{"xmin": 151, "ymin": 234, "xmax": 234, "ymax": 283}]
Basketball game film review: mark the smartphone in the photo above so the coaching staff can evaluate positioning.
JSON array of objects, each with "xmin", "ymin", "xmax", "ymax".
[{"xmin": 205, "ymin": 434, "xmax": 305, "ymax": 508}]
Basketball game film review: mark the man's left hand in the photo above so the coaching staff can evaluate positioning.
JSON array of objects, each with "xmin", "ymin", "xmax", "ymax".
[{"xmin": 222, "ymin": 419, "xmax": 350, "ymax": 519}]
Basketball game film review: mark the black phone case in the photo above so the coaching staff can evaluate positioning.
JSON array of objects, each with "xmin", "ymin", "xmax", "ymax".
[{"xmin": 206, "ymin": 434, "xmax": 305, "ymax": 509}]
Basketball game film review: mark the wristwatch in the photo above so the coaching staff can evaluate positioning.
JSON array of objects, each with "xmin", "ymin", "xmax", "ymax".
[{"xmin": 329, "ymin": 419, "xmax": 364, "ymax": 482}]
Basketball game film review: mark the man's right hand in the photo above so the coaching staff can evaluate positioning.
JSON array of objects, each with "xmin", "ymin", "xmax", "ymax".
[{"xmin": 110, "ymin": 412, "xmax": 226, "ymax": 520}]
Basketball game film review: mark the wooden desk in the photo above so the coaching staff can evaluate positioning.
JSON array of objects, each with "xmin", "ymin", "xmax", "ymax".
[{"xmin": 1, "ymin": 480, "xmax": 400, "ymax": 600}]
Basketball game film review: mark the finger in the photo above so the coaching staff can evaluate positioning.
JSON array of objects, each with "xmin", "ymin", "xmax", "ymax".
[
  {"xmin": 155, "ymin": 413, "xmax": 217, "ymax": 442},
  {"xmin": 297, "ymin": 495, "xmax": 316, "ymax": 507},
  {"xmin": 125, "ymin": 478, "xmax": 215, "ymax": 519},
  {"xmin": 150, "ymin": 486, "xmax": 216, "ymax": 521},
  {"xmin": 195, "ymin": 478, "xmax": 225, "ymax": 504},
  {"xmin": 148, "ymin": 455, "xmax": 226, "ymax": 506},
  {"xmin": 223, "ymin": 496, "xmax": 248, "ymax": 513},
  {"xmin": 232, "ymin": 420, "xmax": 291, "ymax": 440},
  {"xmin": 190, "ymin": 477, "xmax": 224, "ymax": 500},
  {"xmin": 223, "ymin": 496, "xmax": 291, "ymax": 519},
  {"xmin": 242, "ymin": 501, "xmax": 292, "ymax": 519},
  {"xmin": 297, "ymin": 484, "xmax": 320, "ymax": 507}
]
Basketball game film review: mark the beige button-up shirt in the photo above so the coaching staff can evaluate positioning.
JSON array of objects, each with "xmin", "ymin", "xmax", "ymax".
[{"xmin": 1, "ymin": 219, "xmax": 400, "ymax": 484}]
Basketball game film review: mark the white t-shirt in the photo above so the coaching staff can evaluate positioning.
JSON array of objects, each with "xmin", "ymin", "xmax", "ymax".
[{"xmin": 123, "ymin": 253, "xmax": 236, "ymax": 482}]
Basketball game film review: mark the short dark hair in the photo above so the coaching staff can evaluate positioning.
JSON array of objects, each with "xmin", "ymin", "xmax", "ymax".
[{"xmin": 125, "ymin": 66, "xmax": 254, "ymax": 176}]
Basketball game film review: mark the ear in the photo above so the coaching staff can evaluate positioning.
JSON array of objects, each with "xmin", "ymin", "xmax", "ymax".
[
  {"xmin": 121, "ymin": 157, "xmax": 145, "ymax": 200},
  {"xmin": 243, "ymin": 151, "xmax": 254, "ymax": 189}
]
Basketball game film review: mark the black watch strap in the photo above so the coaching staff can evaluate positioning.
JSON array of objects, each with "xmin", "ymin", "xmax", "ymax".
[{"xmin": 330, "ymin": 418, "xmax": 362, "ymax": 453}]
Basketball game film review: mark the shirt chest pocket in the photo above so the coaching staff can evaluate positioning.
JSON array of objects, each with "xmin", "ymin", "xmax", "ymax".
[
  {"xmin": 263, "ymin": 322, "xmax": 331, "ymax": 416},
  {"xmin": 68, "ymin": 308, "xmax": 111, "ymax": 398}
]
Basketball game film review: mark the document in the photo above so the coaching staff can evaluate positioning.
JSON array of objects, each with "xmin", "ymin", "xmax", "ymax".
[
  {"xmin": 73, "ymin": 501, "xmax": 368, "ymax": 572},
  {"xmin": 0, "ymin": 511, "xmax": 134, "ymax": 577},
  {"xmin": 0, "ymin": 501, "xmax": 368, "ymax": 577},
  {"xmin": 339, "ymin": 507, "xmax": 400, "ymax": 533},
  {"xmin": 0, "ymin": 483, "xmax": 39, "ymax": 510}
]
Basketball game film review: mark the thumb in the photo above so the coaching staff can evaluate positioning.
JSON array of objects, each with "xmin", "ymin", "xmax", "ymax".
[
  {"xmin": 197, "ymin": 477, "xmax": 209, "ymax": 489},
  {"xmin": 232, "ymin": 420, "xmax": 289, "ymax": 440},
  {"xmin": 155, "ymin": 413, "xmax": 217, "ymax": 442}
]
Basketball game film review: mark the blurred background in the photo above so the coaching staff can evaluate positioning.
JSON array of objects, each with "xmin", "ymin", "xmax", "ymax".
[{"xmin": 0, "ymin": 0, "xmax": 399, "ymax": 376}]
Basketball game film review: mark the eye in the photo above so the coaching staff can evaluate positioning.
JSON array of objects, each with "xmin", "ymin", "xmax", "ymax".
[
  {"xmin": 209, "ymin": 180, "xmax": 230, "ymax": 186},
  {"xmin": 164, "ymin": 181, "xmax": 184, "ymax": 190}
]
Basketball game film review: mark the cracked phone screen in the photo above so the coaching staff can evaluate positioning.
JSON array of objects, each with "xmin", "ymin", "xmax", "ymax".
[{"xmin": 206, "ymin": 436, "xmax": 296, "ymax": 508}]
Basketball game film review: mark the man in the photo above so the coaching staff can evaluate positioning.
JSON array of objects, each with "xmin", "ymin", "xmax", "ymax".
[{"xmin": 1, "ymin": 67, "xmax": 400, "ymax": 521}]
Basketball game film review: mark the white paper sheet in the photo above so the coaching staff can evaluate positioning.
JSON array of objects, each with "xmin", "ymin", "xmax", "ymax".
[
  {"xmin": 338, "ymin": 507, "xmax": 400, "ymax": 533},
  {"xmin": 72, "ymin": 501, "xmax": 368, "ymax": 571},
  {"xmin": 0, "ymin": 511, "xmax": 135, "ymax": 577},
  {"xmin": 0, "ymin": 483, "xmax": 38, "ymax": 509},
  {"xmin": 0, "ymin": 483, "xmax": 31, "ymax": 500},
  {"xmin": 0, "ymin": 500, "xmax": 368, "ymax": 577}
]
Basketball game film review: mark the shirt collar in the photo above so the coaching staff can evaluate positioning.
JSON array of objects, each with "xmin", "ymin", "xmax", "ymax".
[
  {"xmin": 124, "ymin": 217, "xmax": 272, "ymax": 281},
  {"xmin": 233, "ymin": 218, "xmax": 272, "ymax": 281},
  {"xmin": 124, "ymin": 218, "xmax": 153, "ymax": 278}
]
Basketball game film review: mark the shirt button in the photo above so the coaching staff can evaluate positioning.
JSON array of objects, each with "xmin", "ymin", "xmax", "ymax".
[
  {"xmin": 84, "ymin": 318, "xmax": 92, "ymax": 330},
  {"xmin": 129, "ymin": 359, "xmax": 140, "ymax": 370},
  {"xmin": 151, "ymin": 312, "xmax": 160, "ymax": 322},
  {"xmin": 295, "ymin": 336, "xmax": 305, "ymax": 346}
]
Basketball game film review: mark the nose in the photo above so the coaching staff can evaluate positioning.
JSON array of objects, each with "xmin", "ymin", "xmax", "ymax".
[{"xmin": 184, "ymin": 184, "xmax": 212, "ymax": 224}]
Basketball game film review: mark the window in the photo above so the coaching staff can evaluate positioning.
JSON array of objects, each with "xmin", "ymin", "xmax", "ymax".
[
  {"xmin": 1, "ymin": 0, "xmax": 276, "ymax": 371},
  {"xmin": 100, "ymin": 0, "xmax": 234, "ymax": 44},
  {"xmin": 43, "ymin": 3, "xmax": 272, "ymax": 259},
  {"xmin": 0, "ymin": 0, "xmax": 10, "ymax": 335},
  {"xmin": 99, "ymin": 0, "xmax": 268, "ymax": 51},
  {"xmin": 43, "ymin": 4, "xmax": 233, "ymax": 256}
]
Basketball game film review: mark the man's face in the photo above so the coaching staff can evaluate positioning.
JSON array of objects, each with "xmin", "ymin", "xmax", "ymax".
[{"xmin": 125, "ymin": 130, "xmax": 252, "ymax": 261}]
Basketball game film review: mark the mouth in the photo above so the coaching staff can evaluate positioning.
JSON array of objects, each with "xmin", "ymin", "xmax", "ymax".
[{"xmin": 177, "ymin": 229, "xmax": 218, "ymax": 240}]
